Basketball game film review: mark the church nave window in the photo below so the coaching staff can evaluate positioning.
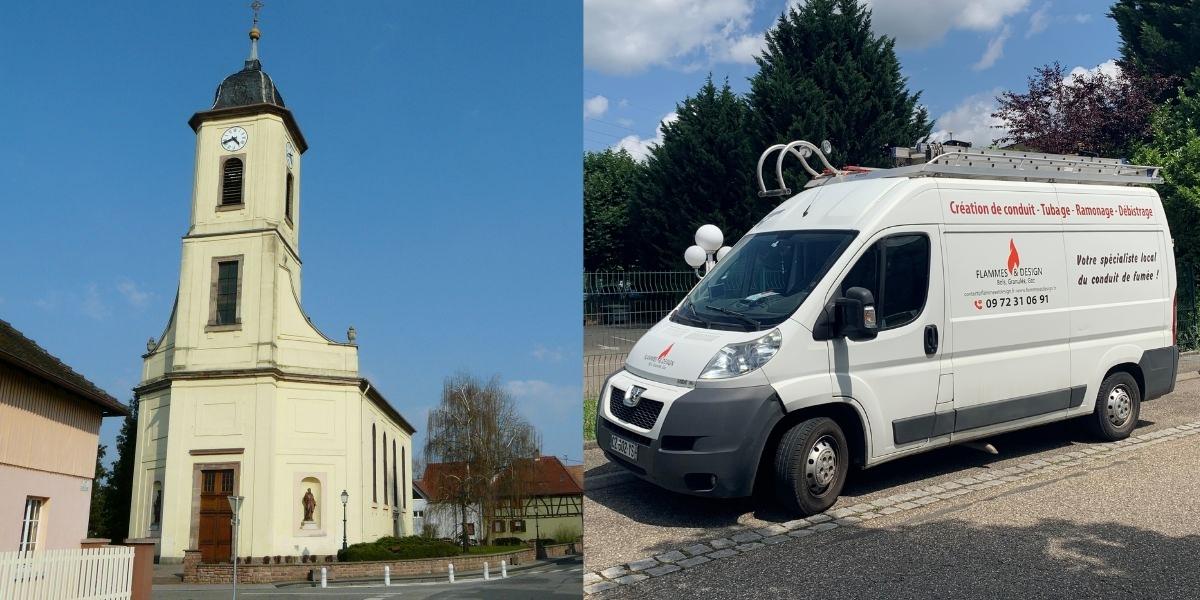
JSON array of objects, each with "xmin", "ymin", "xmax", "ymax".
[
  {"xmin": 383, "ymin": 432, "xmax": 389, "ymax": 506},
  {"xmin": 372, "ymin": 423, "xmax": 378, "ymax": 503},
  {"xmin": 219, "ymin": 157, "xmax": 245, "ymax": 207}
]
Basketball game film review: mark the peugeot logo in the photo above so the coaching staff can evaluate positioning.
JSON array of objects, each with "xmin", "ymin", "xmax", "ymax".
[{"xmin": 623, "ymin": 386, "xmax": 646, "ymax": 408}]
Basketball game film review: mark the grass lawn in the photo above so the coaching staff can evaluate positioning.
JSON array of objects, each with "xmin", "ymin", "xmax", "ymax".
[{"xmin": 583, "ymin": 396, "xmax": 597, "ymax": 441}]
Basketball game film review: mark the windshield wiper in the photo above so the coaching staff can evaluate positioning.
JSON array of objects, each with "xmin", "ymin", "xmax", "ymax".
[
  {"xmin": 681, "ymin": 301, "xmax": 711, "ymax": 328},
  {"xmin": 704, "ymin": 305, "xmax": 761, "ymax": 329}
]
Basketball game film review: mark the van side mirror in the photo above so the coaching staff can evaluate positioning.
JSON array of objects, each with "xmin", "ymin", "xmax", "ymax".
[{"xmin": 836, "ymin": 287, "xmax": 878, "ymax": 341}]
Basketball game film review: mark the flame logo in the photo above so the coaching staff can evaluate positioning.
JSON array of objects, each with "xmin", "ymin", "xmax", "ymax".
[
  {"xmin": 1007, "ymin": 239, "xmax": 1020, "ymax": 273},
  {"xmin": 658, "ymin": 344, "xmax": 674, "ymax": 360}
]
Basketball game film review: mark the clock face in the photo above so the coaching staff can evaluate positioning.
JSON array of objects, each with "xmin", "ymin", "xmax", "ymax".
[
  {"xmin": 220, "ymin": 126, "xmax": 248, "ymax": 152},
  {"xmin": 285, "ymin": 142, "xmax": 295, "ymax": 168}
]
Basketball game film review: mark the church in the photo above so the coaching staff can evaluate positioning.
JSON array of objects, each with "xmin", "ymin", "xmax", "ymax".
[{"xmin": 127, "ymin": 21, "xmax": 415, "ymax": 563}]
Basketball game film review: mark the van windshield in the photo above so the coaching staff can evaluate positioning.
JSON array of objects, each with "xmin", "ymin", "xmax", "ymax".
[{"xmin": 673, "ymin": 230, "xmax": 856, "ymax": 331}]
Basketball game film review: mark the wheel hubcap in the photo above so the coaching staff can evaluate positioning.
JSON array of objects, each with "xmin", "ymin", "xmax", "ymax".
[
  {"xmin": 1107, "ymin": 385, "xmax": 1133, "ymax": 427},
  {"xmin": 805, "ymin": 435, "xmax": 838, "ymax": 494}
]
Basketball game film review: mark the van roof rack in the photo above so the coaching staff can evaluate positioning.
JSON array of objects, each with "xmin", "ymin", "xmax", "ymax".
[{"xmin": 756, "ymin": 140, "xmax": 1163, "ymax": 196}]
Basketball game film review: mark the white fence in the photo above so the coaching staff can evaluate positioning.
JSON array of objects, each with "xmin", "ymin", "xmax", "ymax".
[{"xmin": 0, "ymin": 547, "xmax": 133, "ymax": 600}]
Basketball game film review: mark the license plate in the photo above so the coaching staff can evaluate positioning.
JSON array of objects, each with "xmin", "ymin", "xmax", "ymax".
[{"xmin": 610, "ymin": 434, "xmax": 639, "ymax": 462}]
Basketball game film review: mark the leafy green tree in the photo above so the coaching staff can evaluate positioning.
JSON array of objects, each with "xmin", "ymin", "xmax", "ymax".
[
  {"xmin": 87, "ymin": 444, "xmax": 110, "ymax": 538},
  {"xmin": 1110, "ymin": 0, "xmax": 1200, "ymax": 87},
  {"xmin": 100, "ymin": 399, "xmax": 138, "ymax": 541},
  {"xmin": 1133, "ymin": 78, "xmax": 1200, "ymax": 269},
  {"xmin": 583, "ymin": 149, "xmax": 641, "ymax": 271},
  {"xmin": 748, "ymin": 0, "xmax": 931, "ymax": 190},
  {"xmin": 631, "ymin": 76, "xmax": 759, "ymax": 270}
]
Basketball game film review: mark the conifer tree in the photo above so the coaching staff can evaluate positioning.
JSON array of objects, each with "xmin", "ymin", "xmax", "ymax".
[{"xmin": 748, "ymin": 0, "xmax": 930, "ymax": 188}]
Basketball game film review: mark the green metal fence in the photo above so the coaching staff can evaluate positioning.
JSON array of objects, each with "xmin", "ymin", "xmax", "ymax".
[{"xmin": 1178, "ymin": 262, "xmax": 1198, "ymax": 352}]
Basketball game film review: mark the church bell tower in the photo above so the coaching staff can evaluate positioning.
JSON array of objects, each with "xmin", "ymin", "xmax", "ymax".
[{"xmin": 129, "ymin": 9, "xmax": 415, "ymax": 565}]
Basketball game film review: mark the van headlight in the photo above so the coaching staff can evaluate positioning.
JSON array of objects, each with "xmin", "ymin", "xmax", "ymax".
[{"xmin": 699, "ymin": 329, "xmax": 782, "ymax": 379}]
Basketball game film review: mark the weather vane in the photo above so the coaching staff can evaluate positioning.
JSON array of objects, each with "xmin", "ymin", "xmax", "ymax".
[{"xmin": 251, "ymin": 0, "xmax": 264, "ymax": 28}]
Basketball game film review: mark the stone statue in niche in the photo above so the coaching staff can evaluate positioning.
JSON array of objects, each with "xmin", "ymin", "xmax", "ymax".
[
  {"xmin": 301, "ymin": 488, "xmax": 318, "ymax": 529},
  {"xmin": 151, "ymin": 487, "xmax": 162, "ymax": 528}
]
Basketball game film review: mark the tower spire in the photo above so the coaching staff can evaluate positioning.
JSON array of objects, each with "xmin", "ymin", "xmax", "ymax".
[{"xmin": 248, "ymin": 0, "xmax": 263, "ymax": 62}]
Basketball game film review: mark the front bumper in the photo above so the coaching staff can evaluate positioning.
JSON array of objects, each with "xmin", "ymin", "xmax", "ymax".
[{"xmin": 595, "ymin": 372, "xmax": 785, "ymax": 498}]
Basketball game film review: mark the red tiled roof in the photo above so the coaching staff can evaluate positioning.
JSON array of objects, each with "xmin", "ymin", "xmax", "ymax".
[{"xmin": 419, "ymin": 456, "xmax": 584, "ymax": 501}]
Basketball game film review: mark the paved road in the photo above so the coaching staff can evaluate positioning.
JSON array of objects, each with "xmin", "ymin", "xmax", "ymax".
[
  {"xmin": 585, "ymin": 373, "xmax": 1200, "ymax": 576},
  {"xmin": 596, "ymin": 425, "xmax": 1200, "ymax": 599},
  {"xmin": 153, "ymin": 557, "xmax": 583, "ymax": 599}
]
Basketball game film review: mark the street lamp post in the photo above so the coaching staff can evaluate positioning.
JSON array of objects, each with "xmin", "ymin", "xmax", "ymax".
[
  {"xmin": 340, "ymin": 490, "xmax": 349, "ymax": 551},
  {"xmin": 227, "ymin": 495, "xmax": 244, "ymax": 600},
  {"xmin": 684, "ymin": 224, "xmax": 732, "ymax": 278}
]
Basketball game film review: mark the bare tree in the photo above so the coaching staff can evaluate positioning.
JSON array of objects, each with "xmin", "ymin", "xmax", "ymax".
[{"xmin": 423, "ymin": 373, "xmax": 541, "ymax": 552}]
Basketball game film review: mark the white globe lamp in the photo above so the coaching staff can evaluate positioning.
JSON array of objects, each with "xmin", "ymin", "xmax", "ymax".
[
  {"xmin": 695, "ymin": 224, "xmax": 724, "ymax": 253},
  {"xmin": 684, "ymin": 245, "xmax": 707, "ymax": 269},
  {"xmin": 715, "ymin": 246, "xmax": 732, "ymax": 262}
]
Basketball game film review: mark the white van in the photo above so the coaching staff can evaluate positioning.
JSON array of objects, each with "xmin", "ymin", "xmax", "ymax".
[{"xmin": 595, "ymin": 142, "xmax": 1179, "ymax": 515}]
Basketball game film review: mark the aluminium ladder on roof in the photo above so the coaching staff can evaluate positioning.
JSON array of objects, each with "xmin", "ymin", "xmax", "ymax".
[{"xmin": 756, "ymin": 141, "xmax": 1164, "ymax": 198}]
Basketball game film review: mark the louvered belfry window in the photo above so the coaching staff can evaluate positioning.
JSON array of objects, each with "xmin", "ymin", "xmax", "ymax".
[
  {"xmin": 285, "ymin": 172, "xmax": 294, "ymax": 224},
  {"xmin": 221, "ymin": 157, "xmax": 244, "ymax": 206}
]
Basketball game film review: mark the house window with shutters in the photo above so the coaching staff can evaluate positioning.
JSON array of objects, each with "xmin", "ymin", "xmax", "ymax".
[
  {"xmin": 511, "ymin": 519, "xmax": 526, "ymax": 533},
  {"xmin": 492, "ymin": 520, "xmax": 505, "ymax": 533},
  {"xmin": 218, "ymin": 156, "xmax": 245, "ymax": 208},
  {"xmin": 285, "ymin": 172, "xmax": 294, "ymax": 225},
  {"xmin": 207, "ymin": 256, "xmax": 243, "ymax": 330}
]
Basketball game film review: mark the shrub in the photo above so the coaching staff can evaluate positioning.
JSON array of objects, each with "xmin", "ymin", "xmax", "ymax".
[
  {"xmin": 492, "ymin": 537, "xmax": 522, "ymax": 546},
  {"xmin": 338, "ymin": 536, "xmax": 464, "ymax": 562},
  {"xmin": 337, "ymin": 543, "xmax": 396, "ymax": 562},
  {"xmin": 552, "ymin": 525, "xmax": 581, "ymax": 544}
]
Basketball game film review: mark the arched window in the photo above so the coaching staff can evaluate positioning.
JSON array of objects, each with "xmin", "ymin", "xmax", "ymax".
[
  {"xmin": 383, "ymin": 432, "xmax": 389, "ymax": 506},
  {"xmin": 284, "ymin": 172, "xmax": 294, "ymax": 224},
  {"xmin": 220, "ymin": 157, "xmax": 244, "ymax": 206},
  {"xmin": 392, "ymin": 440, "xmax": 399, "ymax": 511},
  {"xmin": 371, "ymin": 423, "xmax": 377, "ymax": 503}
]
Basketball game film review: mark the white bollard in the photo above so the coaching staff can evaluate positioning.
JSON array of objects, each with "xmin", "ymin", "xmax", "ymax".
[
  {"xmin": 384, "ymin": 565, "xmax": 390, "ymax": 586},
  {"xmin": 448, "ymin": 563, "xmax": 456, "ymax": 583},
  {"xmin": 320, "ymin": 567, "xmax": 327, "ymax": 588},
  {"xmin": 484, "ymin": 562, "xmax": 490, "ymax": 580},
  {"xmin": 501, "ymin": 560, "xmax": 507, "ymax": 578}
]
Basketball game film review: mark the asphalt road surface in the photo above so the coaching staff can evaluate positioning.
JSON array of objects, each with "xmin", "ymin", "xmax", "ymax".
[
  {"xmin": 153, "ymin": 556, "xmax": 583, "ymax": 599},
  {"xmin": 586, "ymin": 373, "xmax": 1200, "ymax": 598}
]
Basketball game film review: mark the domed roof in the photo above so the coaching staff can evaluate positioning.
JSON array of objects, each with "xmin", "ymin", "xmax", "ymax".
[{"xmin": 211, "ymin": 58, "xmax": 285, "ymax": 109}]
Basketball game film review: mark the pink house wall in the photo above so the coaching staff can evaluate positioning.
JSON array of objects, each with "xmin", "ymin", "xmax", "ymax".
[{"xmin": 0, "ymin": 464, "xmax": 93, "ymax": 552}]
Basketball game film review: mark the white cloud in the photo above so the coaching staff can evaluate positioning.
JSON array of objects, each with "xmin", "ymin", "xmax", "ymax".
[
  {"xmin": 584, "ymin": 0, "xmax": 757, "ymax": 74},
  {"xmin": 82, "ymin": 283, "xmax": 110, "ymax": 321},
  {"xmin": 505, "ymin": 380, "xmax": 581, "ymax": 420},
  {"xmin": 721, "ymin": 32, "xmax": 766, "ymax": 64},
  {"xmin": 531, "ymin": 344, "xmax": 565, "ymax": 362},
  {"xmin": 613, "ymin": 112, "xmax": 678, "ymax": 161},
  {"xmin": 584, "ymin": 95, "xmax": 610, "ymax": 119},
  {"xmin": 116, "ymin": 280, "xmax": 151, "ymax": 308},
  {"xmin": 863, "ymin": 0, "xmax": 1028, "ymax": 48},
  {"xmin": 972, "ymin": 25, "xmax": 1011, "ymax": 71},
  {"xmin": 1027, "ymin": 2, "xmax": 1050, "ymax": 37},
  {"xmin": 929, "ymin": 88, "xmax": 1008, "ymax": 148},
  {"xmin": 1068, "ymin": 59, "xmax": 1120, "ymax": 80}
]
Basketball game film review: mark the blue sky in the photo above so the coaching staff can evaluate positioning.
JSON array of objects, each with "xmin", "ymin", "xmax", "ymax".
[
  {"xmin": 584, "ymin": 0, "xmax": 1122, "ymax": 157},
  {"xmin": 0, "ymin": 2, "xmax": 583, "ymax": 469}
]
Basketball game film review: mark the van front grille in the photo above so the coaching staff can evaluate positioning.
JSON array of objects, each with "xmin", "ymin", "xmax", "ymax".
[{"xmin": 608, "ymin": 386, "xmax": 664, "ymax": 430}]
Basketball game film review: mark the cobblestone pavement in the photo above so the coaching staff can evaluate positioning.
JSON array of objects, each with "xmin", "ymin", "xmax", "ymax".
[{"xmin": 584, "ymin": 373, "xmax": 1200, "ymax": 597}]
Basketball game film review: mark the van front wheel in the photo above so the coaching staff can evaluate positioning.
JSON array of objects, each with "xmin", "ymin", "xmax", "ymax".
[
  {"xmin": 773, "ymin": 417, "xmax": 849, "ymax": 516},
  {"xmin": 1087, "ymin": 372, "xmax": 1141, "ymax": 441}
]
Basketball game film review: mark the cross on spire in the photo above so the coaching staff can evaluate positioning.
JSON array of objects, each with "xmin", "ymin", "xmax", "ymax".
[{"xmin": 248, "ymin": 0, "xmax": 264, "ymax": 61}]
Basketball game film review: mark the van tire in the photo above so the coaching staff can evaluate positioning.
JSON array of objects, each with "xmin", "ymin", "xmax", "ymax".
[
  {"xmin": 1087, "ymin": 372, "xmax": 1141, "ymax": 441},
  {"xmin": 773, "ymin": 417, "xmax": 849, "ymax": 516}
]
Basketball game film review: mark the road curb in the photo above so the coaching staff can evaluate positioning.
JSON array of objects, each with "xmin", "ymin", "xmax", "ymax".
[{"xmin": 583, "ymin": 420, "xmax": 1200, "ymax": 596}]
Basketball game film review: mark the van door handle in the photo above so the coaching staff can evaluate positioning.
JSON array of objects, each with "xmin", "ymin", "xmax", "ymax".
[{"xmin": 924, "ymin": 324, "xmax": 939, "ymax": 355}]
